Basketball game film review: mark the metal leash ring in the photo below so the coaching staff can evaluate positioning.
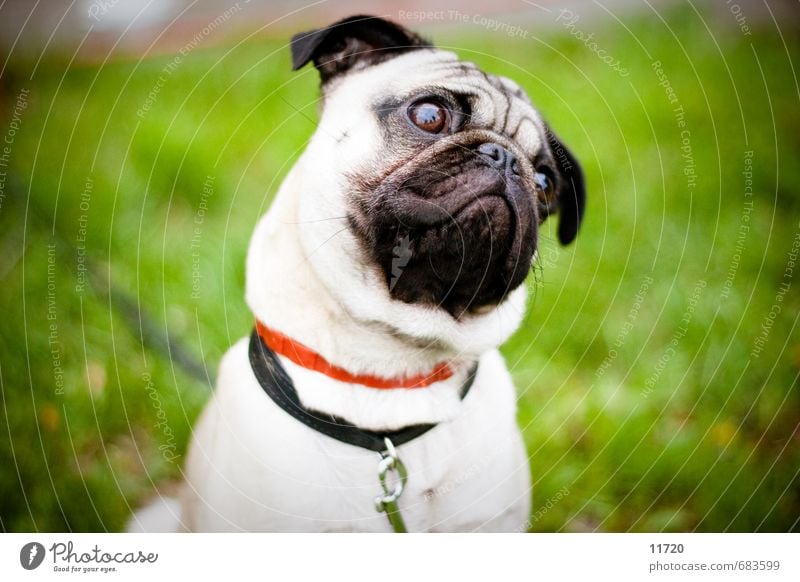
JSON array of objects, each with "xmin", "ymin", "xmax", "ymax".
[
  {"xmin": 374, "ymin": 438, "xmax": 409, "ymax": 532},
  {"xmin": 374, "ymin": 455, "xmax": 408, "ymax": 509}
]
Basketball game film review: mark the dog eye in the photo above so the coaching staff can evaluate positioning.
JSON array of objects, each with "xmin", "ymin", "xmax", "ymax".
[
  {"xmin": 534, "ymin": 172, "xmax": 553, "ymax": 196},
  {"xmin": 534, "ymin": 171, "xmax": 557, "ymax": 214},
  {"xmin": 408, "ymin": 101, "xmax": 450, "ymax": 134}
]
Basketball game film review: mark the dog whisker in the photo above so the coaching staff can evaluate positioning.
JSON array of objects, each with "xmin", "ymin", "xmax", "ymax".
[{"xmin": 282, "ymin": 215, "xmax": 349, "ymax": 225}]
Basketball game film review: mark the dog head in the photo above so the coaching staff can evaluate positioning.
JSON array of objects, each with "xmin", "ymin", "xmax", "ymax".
[{"xmin": 283, "ymin": 15, "xmax": 585, "ymax": 352}]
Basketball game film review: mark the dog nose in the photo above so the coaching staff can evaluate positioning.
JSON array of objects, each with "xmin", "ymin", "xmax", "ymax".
[{"xmin": 477, "ymin": 142, "xmax": 519, "ymax": 176}]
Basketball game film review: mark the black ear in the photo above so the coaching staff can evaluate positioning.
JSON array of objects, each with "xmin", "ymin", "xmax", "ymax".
[
  {"xmin": 290, "ymin": 15, "xmax": 431, "ymax": 83},
  {"xmin": 544, "ymin": 126, "xmax": 586, "ymax": 245}
]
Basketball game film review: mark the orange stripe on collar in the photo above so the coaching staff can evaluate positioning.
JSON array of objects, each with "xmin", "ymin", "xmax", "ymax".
[{"xmin": 254, "ymin": 320, "xmax": 454, "ymax": 389}]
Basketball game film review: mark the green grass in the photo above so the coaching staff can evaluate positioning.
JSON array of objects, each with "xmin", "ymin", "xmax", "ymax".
[{"xmin": 1, "ymin": 8, "xmax": 798, "ymax": 532}]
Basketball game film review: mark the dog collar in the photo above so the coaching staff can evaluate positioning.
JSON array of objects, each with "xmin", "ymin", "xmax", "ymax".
[
  {"xmin": 254, "ymin": 319, "xmax": 455, "ymax": 389},
  {"xmin": 248, "ymin": 328, "xmax": 479, "ymax": 452}
]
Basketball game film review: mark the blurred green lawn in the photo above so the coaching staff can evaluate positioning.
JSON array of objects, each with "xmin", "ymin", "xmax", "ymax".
[{"xmin": 1, "ymin": 8, "xmax": 798, "ymax": 532}]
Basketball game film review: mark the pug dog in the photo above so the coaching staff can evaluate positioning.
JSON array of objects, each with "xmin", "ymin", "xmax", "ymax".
[{"xmin": 128, "ymin": 15, "xmax": 585, "ymax": 533}]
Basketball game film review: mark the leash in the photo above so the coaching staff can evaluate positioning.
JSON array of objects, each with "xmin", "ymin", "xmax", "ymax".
[{"xmin": 248, "ymin": 329, "xmax": 478, "ymax": 532}]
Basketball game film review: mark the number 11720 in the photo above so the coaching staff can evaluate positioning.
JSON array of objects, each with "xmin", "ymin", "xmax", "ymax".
[{"xmin": 650, "ymin": 543, "xmax": 684, "ymax": 554}]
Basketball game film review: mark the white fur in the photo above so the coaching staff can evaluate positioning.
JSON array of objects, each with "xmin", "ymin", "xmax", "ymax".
[
  {"xmin": 129, "ymin": 48, "xmax": 537, "ymax": 532},
  {"xmin": 126, "ymin": 496, "xmax": 183, "ymax": 533}
]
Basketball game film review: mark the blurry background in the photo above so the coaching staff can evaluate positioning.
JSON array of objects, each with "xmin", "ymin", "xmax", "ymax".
[{"xmin": 0, "ymin": 0, "xmax": 798, "ymax": 532}]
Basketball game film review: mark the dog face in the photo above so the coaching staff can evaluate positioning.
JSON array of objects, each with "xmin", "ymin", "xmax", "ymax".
[{"xmin": 286, "ymin": 16, "xmax": 585, "ymax": 350}]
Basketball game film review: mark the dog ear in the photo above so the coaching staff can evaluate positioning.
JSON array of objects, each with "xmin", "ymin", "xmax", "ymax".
[
  {"xmin": 290, "ymin": 15, "xmax": 431, "ymax": 82},
  {"xmin": 540, "ymin": 125, "xmax": 586, "ymax": 245}
]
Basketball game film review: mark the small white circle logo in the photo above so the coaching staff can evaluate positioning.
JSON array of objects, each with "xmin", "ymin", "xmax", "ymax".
[{"xmin": 20, "ymin": 542, "xmax": 46, "ymax": 570}]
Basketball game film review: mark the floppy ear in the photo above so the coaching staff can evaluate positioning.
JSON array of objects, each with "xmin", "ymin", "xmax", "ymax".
[
  {"xmin": 542, "ymin": 125, "xmax": 586, "ymax": 245},
  {"xmin": 290, "ymin": 15, "xmax": 431, "ymax": 83}
]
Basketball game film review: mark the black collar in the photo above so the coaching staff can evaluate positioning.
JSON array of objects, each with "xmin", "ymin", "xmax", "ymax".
[{"xmin": 248, "ymin": 329, "xmax": 478, "ymax": 452}]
